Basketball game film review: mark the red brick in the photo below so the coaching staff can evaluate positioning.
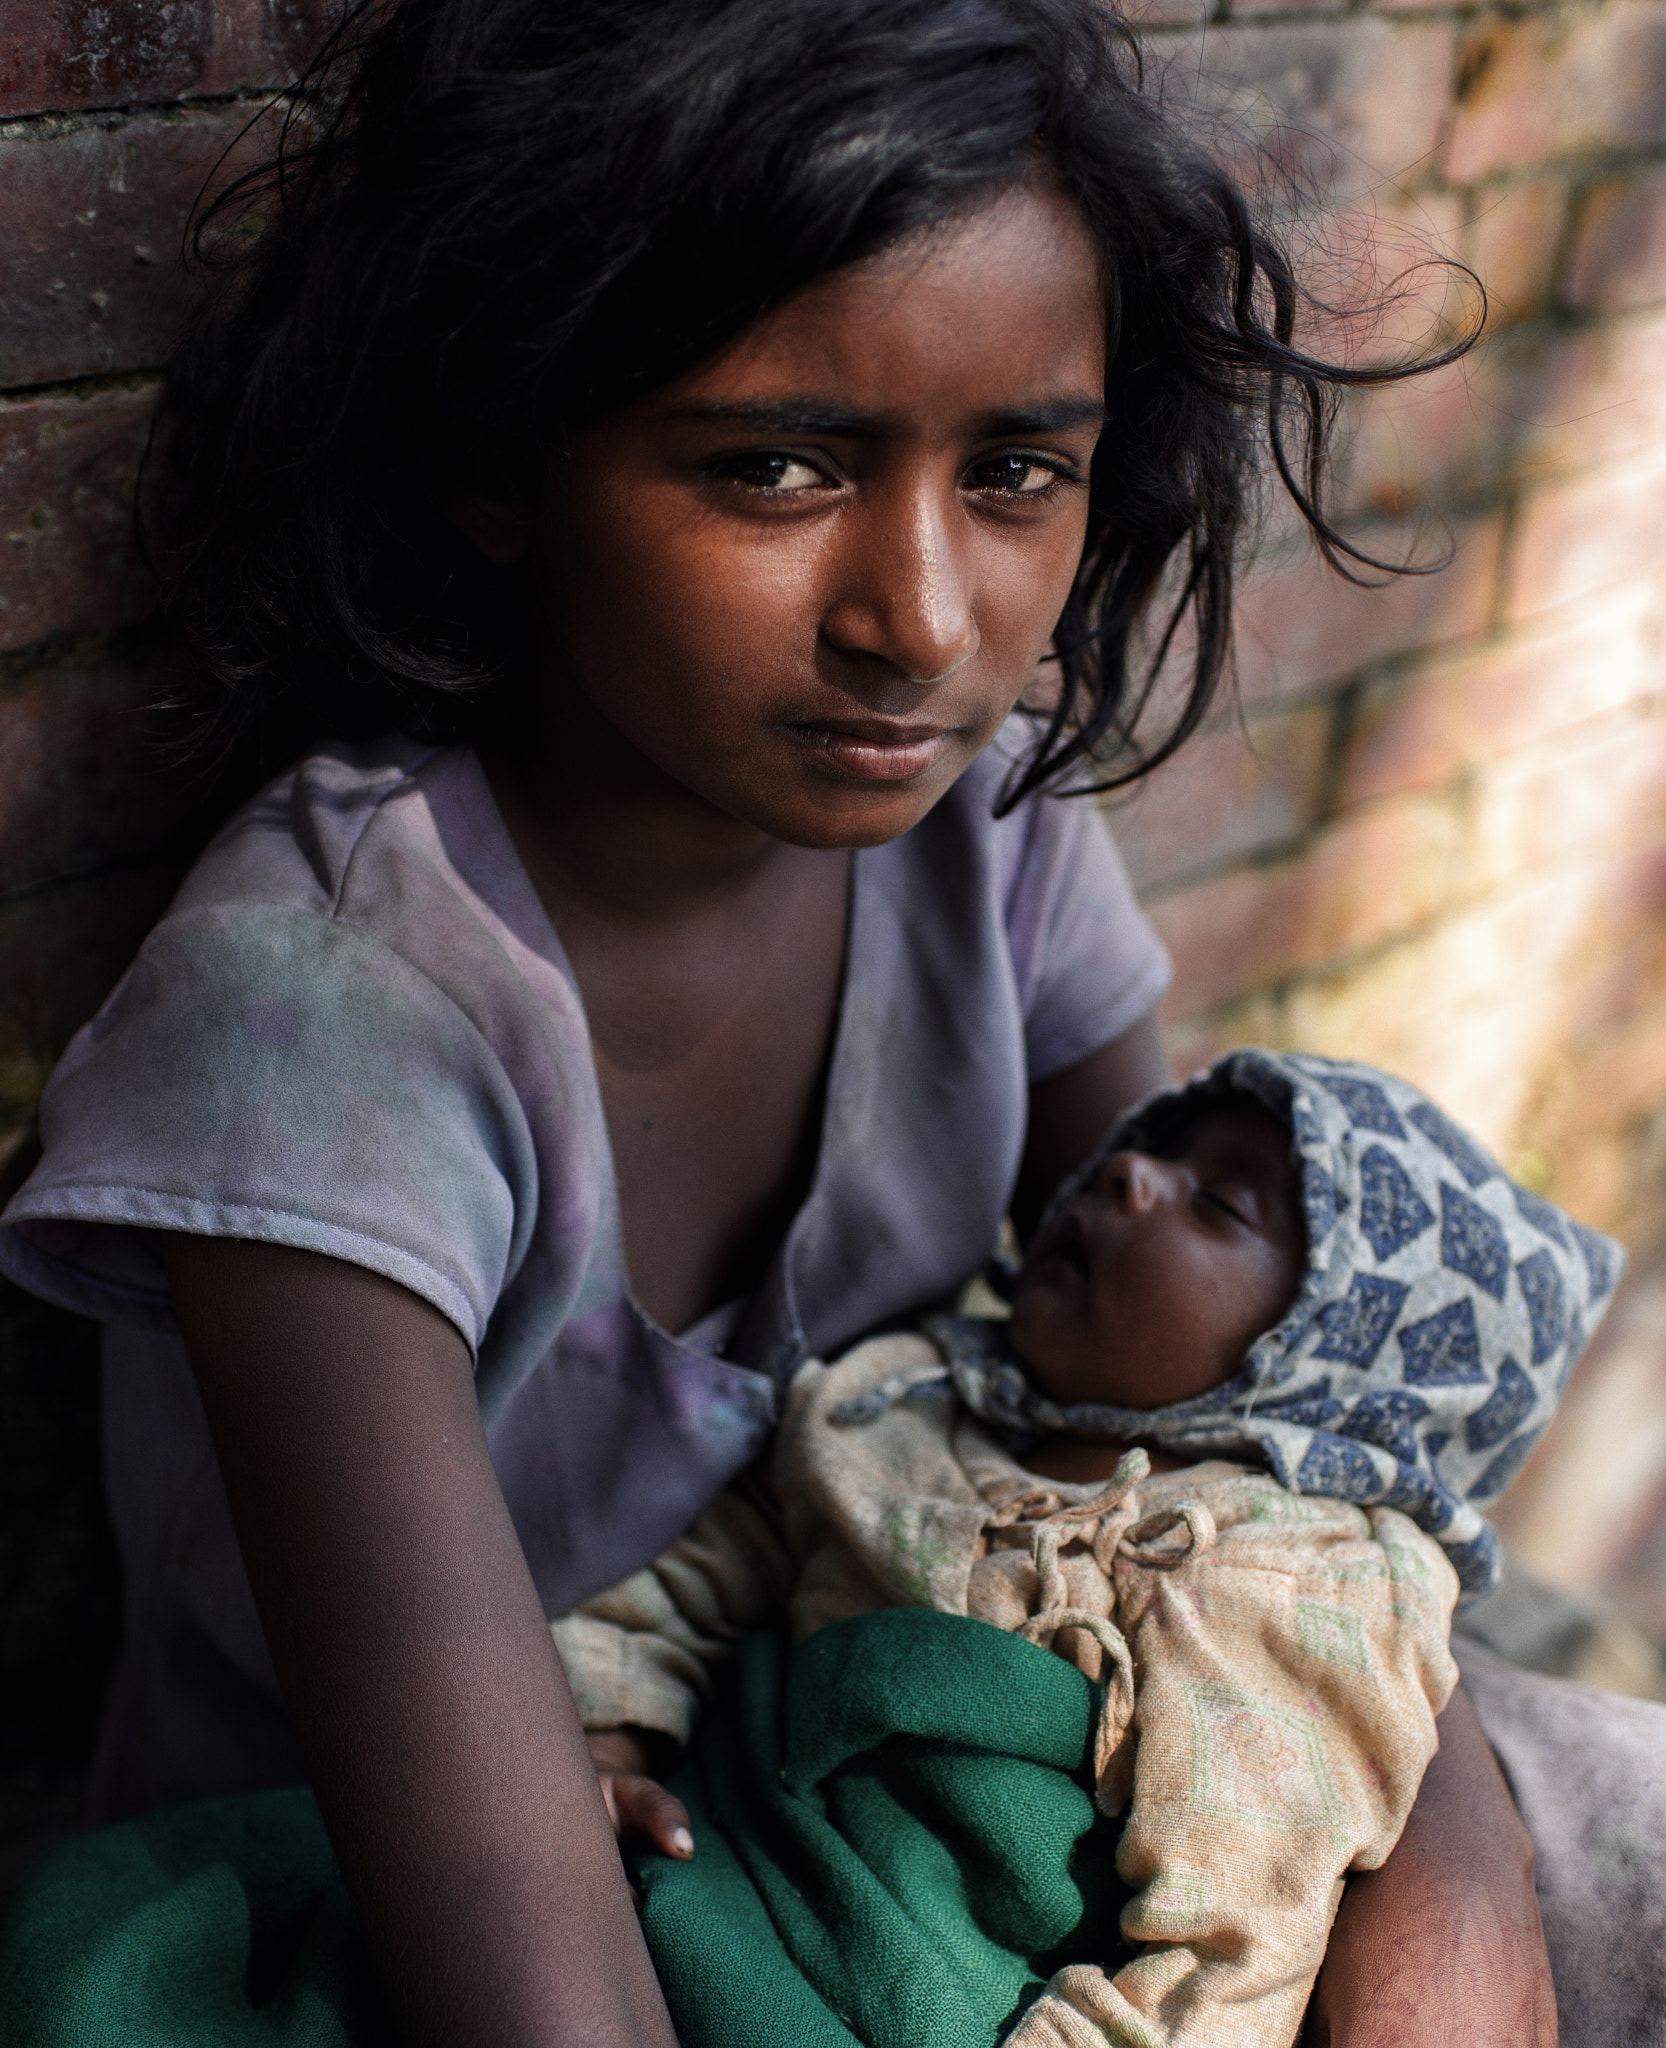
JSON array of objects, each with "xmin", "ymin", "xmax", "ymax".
[
  {"xmin": 1171, "ymin": 20, "xmax": 1458, "ymax": 205},
  {"xmin": 1340, "ymin": 310, "xmax": 1666, "ymax": 516},
  {"xmin": 1282, "ymin": 850, "xmax": 1625, "ymax": 1079},
  {"xmin": 1122, "ymin": 0, "xmax": 1210, "ymax": 23},
  {"xmin": 0, "ymin": 379, "xmax": 159, "ymax": 650},
  {"xmin": 1231, "ymin": 513, "xmax": 1503, "ymax": 703},
  {"xmin": 1106, "ymin": 699, "xmax": 1332, "ymax": 892},
  {"xmin": 1335, "ymin": 306, "xmax": 1666, "ymax": 516},
  {"xmin": 1223, "ymin": 0, "xmax": 1339, "ymax": 19},
  {"xmin": 1293, "ymin": 187, "xmax": 1470, "ymax": 371},
  {"xmin": 0, "ymin": 0, "xmax": 335, "ymax": 118},
  {"xmin": 1148, "ymin": 789, "xmax": 1463, "ymax": 1015},
  {"xmin": 1466, "ymin": 712, "xmax": 1666, "ymax": 896},
  {"xmin": 1506, "ymin": 450, "xmax": 1666, "ymax": 620},
  {"xmin": 1547, "ymin": 993, "xmax": 1666, "ymax": 1136},
  {"xmin": 0, "ymin": 105, "xmax": 266, "ymax": 386},
  {"xmin": 1338, "ymin": 588, "xmax": 1664, "ymax": 805},
  {"xmin": 1462, "ymin": 176, "xmax": 1568, "ymax": 330},
  {"xmin": 0, "ymin": 640, "xmax": 211, "ymax": 896},
  {"xmin": 1446, "ymin": 3, "xmax": 1666, "ymax": 184},
  {"xmin": 1568, "ymin": 167, "xmax": 1666, "ymax": 315},
  {"xmin": 0, "ymin": 859, "xmax": 188, "ymax": 1111}
]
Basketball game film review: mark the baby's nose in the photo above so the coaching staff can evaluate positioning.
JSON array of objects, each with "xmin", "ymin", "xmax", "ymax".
[{"xmin": 1103, "ymin": 1149, "xmax": 1185, "ymax": 1211}]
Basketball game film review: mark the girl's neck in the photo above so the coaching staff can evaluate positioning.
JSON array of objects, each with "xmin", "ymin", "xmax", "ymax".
[{"xmin": 480, "ymin": 672, "xmax": 836, "ymax": 929}]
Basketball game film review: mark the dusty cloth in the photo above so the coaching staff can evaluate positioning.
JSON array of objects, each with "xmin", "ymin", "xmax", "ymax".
[
  {"xmin": 554, "ymin": 1334, "xmax": 1460, "ymax": 2048},
  {"xmin": 7, "ymin": 1640, "xmax": 1665, "ymax": 2047},
  {"xmin": 921, "ymin": 1050, "xmax": 1626, "ymax": 1602},
  {"xmin": 0, "ymin": 730, "xmax": 1169, "ymax": 1815}
]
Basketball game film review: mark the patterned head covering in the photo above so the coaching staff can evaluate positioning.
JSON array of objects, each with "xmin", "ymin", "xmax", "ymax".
[{"xmin": 924, "ymin": 1049, "xmax": 1625, "ymax": 1600}]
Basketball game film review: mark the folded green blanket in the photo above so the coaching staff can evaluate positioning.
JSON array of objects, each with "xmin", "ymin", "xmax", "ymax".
[
  {"xmin": 636, "ymin": 1608, "xmax": 1129, "ymax": 2048},
  {"xmin": 0, "ymin": 1785, "xmax": 387, "ymax": 2046},
  {"xmin": 0, "ymin": 1610, "xmax": 1125, "ymax": 2047}
]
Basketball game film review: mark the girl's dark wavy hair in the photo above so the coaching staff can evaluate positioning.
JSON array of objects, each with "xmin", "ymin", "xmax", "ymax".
[{"xmin": 156, "ymin": 0, "xmax": 1474, "ymax": 806}]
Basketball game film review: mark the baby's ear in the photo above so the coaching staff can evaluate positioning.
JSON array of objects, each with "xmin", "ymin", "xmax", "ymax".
[{"xmin": 454, "ymin": 494, "xmax": 533, "ymax": 563}]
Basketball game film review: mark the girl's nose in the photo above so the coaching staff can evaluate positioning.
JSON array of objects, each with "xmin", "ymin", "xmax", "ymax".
[{"xmin": 822, "ymin": 480, "xmax": 979, "ymax": 685}]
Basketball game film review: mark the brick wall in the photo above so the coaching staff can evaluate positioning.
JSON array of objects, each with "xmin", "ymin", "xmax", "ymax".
[
  {"xmin": 1, "ymin": 5, "xmax": 334, "ymax": 1169},
  {"xmin": 1114, "ymin": 0, "xmax": 1666, "ymax": 1275}
]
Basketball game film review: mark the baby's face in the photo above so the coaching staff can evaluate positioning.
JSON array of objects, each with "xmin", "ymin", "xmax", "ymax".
[{"xmin": 1008, "ymin": 1098, "xmax": 1305, "ymax": 1412}]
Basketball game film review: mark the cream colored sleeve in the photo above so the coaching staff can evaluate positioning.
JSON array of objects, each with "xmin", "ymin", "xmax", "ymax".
[
  {"xmin": 549, "ymin": 1481, "xmax": 797, "ymax": 1746},
  {"xmin": 1007, "ymin": 1490, "xmax": 1460, "ymax": 2048}
]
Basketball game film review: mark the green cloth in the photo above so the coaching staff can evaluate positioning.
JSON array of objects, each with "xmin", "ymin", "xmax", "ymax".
[
  {"xmin": 0, "ymin": 1610, "xmax": 1126, "ymax": 2047},
  {"xmin": 636, "ymin": 1609, "xmax": 1130, "ymax": 2048},
  {"xmin": 0, "ymin": 1786, "xmax": 388, "ymax": 2046}
]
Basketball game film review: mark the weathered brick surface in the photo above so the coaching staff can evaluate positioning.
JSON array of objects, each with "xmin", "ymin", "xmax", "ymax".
[
  {"xmin": 1506, "ymin": 449, "xmax": 1666, "ymax": 619},
  {"xmin": 1231, "ymin": 514, "xmax": 1503, "ymax": 702},
  {"xmin": 1462, "ymin": 176, "xmax": 1567, "ymax": 330},
  {"xmin": 1446, "ymin": 2, "xmax": 1666, "ymax": 183},
  {"xmin": 0, "ymin": 640, "xmax": 205, "ymax": 897},
  {"xmin": 1146, "ymin": 788, "xmax": 1461, "ymax": 1015},
  {"xmin": 1108, "ymin": 699, "xmax": 1332, "ymax": 891},
  {"xmin": 0, "ymin": 0, "xmax": 335, "ymax": 119},
  {"xmin": 0, "ymin": 106, "xmax": 262, "ymax": 386},
  {"xmin": 1568, "ymin": 166, "xmax": 1666, "ymax": 313},
  {"xmin": 0, "ymin": 378, "xmax": 159, "ymax": 651},
  {"xmin": 1160, "ymin": 19, "xmax": 1459, "ymax": 204},
  {"xmin": 0, "ymin": 859, "xmax": 189, "ymax": 1116},
  {"xmin": 1338, "ymin": 589, "xmax": 1664, "ymax": 804}
]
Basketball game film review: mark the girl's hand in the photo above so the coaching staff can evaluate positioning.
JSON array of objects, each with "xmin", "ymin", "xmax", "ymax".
[
  {"xmin": 587, "ymin": 1731, "xmax": 696, "ymax": 1859},
  {"xmin": 1304, "ymin": 1681, "xmax": 1557, "ymax": 2047}
]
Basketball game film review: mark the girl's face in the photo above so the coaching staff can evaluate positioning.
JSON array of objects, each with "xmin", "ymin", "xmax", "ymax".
[{"xmin": 477, "ymin": 182, "xmax": 1107, "ymax": 848}]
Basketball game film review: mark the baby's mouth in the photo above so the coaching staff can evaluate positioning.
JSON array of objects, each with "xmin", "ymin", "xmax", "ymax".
[{"xmin": 1049, "ymin": 1210, "xmax": 1092, "ymax": 1278}]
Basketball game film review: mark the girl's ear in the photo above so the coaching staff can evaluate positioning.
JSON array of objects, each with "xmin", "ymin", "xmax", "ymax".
[{"xmin": 455, "ymin": 496, "xmax": 534, "ymax": 564}]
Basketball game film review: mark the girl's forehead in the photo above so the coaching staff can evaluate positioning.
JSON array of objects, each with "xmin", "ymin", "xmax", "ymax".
[{"xmin": 659, "ymin": 183, "xmax": 1106, "ymax": 420}]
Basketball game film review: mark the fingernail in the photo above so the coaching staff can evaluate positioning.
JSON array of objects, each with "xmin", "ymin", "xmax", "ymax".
[{"xmin": 671, "ymin": 1827, "xmax": 694, "ymax": 1857}]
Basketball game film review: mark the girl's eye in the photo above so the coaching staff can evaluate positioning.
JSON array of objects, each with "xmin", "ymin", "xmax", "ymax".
[
  {"xmin": 716, "ymin": 452, "xmax": 826, "ymax": 494},
  {"xmin": 967, "ymin": 453, "xmax": 1068, "ymax": 498}
]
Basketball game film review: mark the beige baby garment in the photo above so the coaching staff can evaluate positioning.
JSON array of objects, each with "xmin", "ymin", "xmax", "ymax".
[{"xmin": 552, "ymin": 1332, "xmax": 1461, "ymax": 2048}]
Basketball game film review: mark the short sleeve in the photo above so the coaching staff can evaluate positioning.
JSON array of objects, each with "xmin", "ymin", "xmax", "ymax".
[
  {"xmin": 1006, "ymin": 794, "xmax": 1171, "ymax": 1081},
  {"xmin": 0, "ymin": 905, "xmax": 539, "ymax": 1354}
]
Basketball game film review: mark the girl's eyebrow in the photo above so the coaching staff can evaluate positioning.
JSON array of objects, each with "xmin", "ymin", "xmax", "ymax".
[{"xmin": 668, "ymin": 395, "xmax": 1108, "ymax": 439}]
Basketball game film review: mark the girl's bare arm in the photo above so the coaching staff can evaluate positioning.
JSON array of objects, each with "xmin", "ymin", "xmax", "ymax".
[
  {"xmin": 163, "ymin": 1235, "xmax": 680, "ymax": 2048},
  {"xmin": 1307, "ymin": 1681, "xmax": 1556, "ymax": 2047}
]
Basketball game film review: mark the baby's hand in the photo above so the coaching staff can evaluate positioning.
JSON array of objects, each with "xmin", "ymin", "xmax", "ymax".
[{"xmin": 585, "ymin": 1729, "xmax": 695, "ymax": 1860}]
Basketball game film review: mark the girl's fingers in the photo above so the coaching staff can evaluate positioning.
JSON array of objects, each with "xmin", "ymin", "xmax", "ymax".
[{"xmin": 603, "ymin": 1772, "xmax": 696, "ymax": 1857}]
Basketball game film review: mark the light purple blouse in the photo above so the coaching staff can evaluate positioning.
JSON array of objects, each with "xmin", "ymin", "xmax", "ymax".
[{"xmin": 0, "ymin": 734, "xmax": 1169, "ymax": 1809}]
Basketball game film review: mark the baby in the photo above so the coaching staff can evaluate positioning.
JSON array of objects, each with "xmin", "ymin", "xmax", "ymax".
[{"xmin": 555, "ymin": 1050, "xmax": 1623, "ymax": 2048}]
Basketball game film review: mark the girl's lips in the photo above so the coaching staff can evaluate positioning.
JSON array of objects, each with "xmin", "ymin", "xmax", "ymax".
[{"xmin": 787, "ymin": 720, "xmax": 951, "ymax": 783}]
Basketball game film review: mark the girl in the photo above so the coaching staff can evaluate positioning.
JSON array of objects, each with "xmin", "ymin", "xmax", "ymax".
[{"xmin": 0, "ymin": 0, "xmax": 1579, "ymax": 2042}]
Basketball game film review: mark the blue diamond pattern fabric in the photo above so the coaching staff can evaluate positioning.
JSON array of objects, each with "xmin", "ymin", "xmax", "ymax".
[
  {"xmin": 1302, "ymin": 1162, "xmax": 1341, "ymax": 1245},
  {"xmin": 976, "ymin": 1048, "xmax": 1628, "ymax": 1603},
  {"xmin": 1313, "ymin": 1276, "xmax": 1408, "ymax": 1367},
  {"xmin": 1573, "ymin": 1220, "xmax": 1622, "ymax": 1299},
  {"xmin": 1406, "ymin": 1100, "xmax": 1497, "ymax": 1187},
  {"xmin": 1515, "ymin": 1249, "xmax": 1567, "ymax": 1366},
  {"xmin": 1399, "ymin": 1299, "xmax": 1485, "ymax": 1386},
  {"xmin": 1358, "ymin": 1146, "xmax": 1436, "ymax": 1261},
  {"xmin": 1464, "ymin": 1358, "xmax": 1535, "ymax": 1453},
  {"xmin": 1296, "ymin": 1433, "xmax": 1384, "ymax": 1500},
  {"xmin": 1439, "ymin": 1184, "xmax": 1510, "ymax": 1302},
  {"xmin": 1340, "ymin": 1389, "xmax": 1429, "ymax": 1466},
  {"xmin": 1512, "ymin": 1184, "xmax": 1571, "ymax": 1248},
  {"xmin": 1471, "ymin": 1433, "xmax": 1538, "ymax": 1502},
  {"xmin": 1312, "ymin": 1071, "xmax": 1407, "ymax": 1139}
]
